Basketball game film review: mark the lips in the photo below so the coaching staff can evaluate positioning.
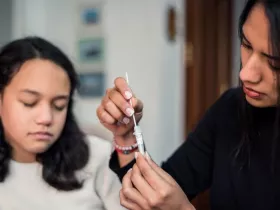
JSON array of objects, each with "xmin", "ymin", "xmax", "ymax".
[
  {"xmin": 243, "ymin": 86, "xmax": 263, "ymax": 99},
  {"xmin": 30, "ymin": 132, "xmax": 53, "ymax": 141}
]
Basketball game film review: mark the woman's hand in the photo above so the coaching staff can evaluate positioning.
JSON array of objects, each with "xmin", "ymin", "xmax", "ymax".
[
  {"xmin": 96, "ymin": 77, "xmax": 143, "ymax": 138},
  {"xmin": 120, "ymin": 152, "xmax": 195, "ymax": 210}
]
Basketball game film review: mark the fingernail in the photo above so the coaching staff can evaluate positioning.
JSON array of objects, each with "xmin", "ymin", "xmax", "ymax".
[
  {"xmin": 126, "ymin": 108, "xmax": 134, "ymax": 117},
  {"xmin": 135, "ymin": 152, "xmax": 139, "ymax": 159},
  {"xmin": 122, "ymin": 117, "xmax": 130, "ymax": 124},
  {"xmin": 125, "ymin": 91, "xmax": 132, "ymax": 99},
  {"xmin": 127, "ymin": 168, "xmax": 132, "ymax": 173}
]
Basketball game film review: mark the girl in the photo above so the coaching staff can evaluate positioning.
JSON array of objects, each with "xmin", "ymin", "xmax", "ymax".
[
  {"xmin": 97, "ymin": 0, "xmax": 280, "ymax": 209},
  {"xmin": 0, "ymin": 37, "xmax": 125, "ymax": 210}
]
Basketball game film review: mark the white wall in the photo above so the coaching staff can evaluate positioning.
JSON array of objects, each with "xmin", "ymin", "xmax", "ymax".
[
  {"xmin": 157, "ymin": 0, "xmax": 185, "ymax": 161},
  {"xmin": 105, "ymin": 0, "xmax": 185, "ymax": 163},
  {"xmin": 231, "ymin": 0, "xmax": 246, "ymax": 86},
  {"xmin": 0, "ymin": 0, "xmax": 12, "ymax": 47},
  {"xmin": 12, "ymin": 0, "xmax": 185, "ymax": 164}
]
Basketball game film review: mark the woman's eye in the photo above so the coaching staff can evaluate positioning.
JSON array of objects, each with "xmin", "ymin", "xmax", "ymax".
[
  {"xmin": 241, "ymin": 40, "xmax": 252, "ymax": 50},
  {"xmin": 268, "ymin": 62, "xmax": 280, "ymax": 71}
]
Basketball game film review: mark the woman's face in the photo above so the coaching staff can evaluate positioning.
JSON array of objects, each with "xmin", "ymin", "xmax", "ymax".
[
  {"xmin": 240, "ymin": 4, "xmax": 279, "ymax": 107},
  {"xmin": 0, "ymin": 59, "xmax": 70, "ymax": 162}
]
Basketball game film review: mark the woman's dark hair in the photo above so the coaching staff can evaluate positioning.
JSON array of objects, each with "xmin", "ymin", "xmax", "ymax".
[
  {"xmin": 236, "ymin": 0, "xmax": 280, "ymax": 170},
  {"xmin": 0, "ymin": 36, "xmax": 89, "ymax": 191}
]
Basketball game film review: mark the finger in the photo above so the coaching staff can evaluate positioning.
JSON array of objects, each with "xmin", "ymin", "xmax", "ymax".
[
  {"xmin": 102, "ymin": 97, "xmax": 130, "ymax": 124},
  {"xmin": 123, "ymin": 170, "xmax": 150, "ymax": 209},
  {"xmin": 114, "ymin": 77, "xmax": 132, "ymax": 100},
  {"xmin": 105, "ymin": 87, "xmax": 113, "ymax": 95},
  {"xmin": 130, "ymin": 164, "xmax": 158, "ymax": 202},
  {"xmin": 122, "ymin": 187, "xmax": 150, "ymax": 210},
  {"xmin": 97, "ymin": 88, "xmax": 119, "ymax": 124},
  {"xmin": 123, "ymin": 169, "xmax": 133, "ymax": 188},
  {"xmin": 120, "ymin": 189, "xmax": 142, "ymax": 210},
  {"xmin": 96, "ymin": 105, "xmax": 116, "ymax": 125},
  {"xmin": 135, "ymin": 153, "xmax": 169, "ymax": 191},
  {"xmin": 145, "ymin": 152, "xmax": 174, "ymax": 185},
  {"xmin": 109, "ymin": 89, "xmax": 135, "ymax": 118},
  {"xmin": 114, "ymin": 77, "xmax": 144, "ymax": 114}
]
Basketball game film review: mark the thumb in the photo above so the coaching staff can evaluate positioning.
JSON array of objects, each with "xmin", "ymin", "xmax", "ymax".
[{"xmin": 131, "ymin": 97, "xmax": 143, "ymax": 114}]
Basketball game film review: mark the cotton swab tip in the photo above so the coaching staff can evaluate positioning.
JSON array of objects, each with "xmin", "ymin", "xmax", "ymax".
[{"xmin": 125, "ymin": 72, "xmax": 129, "ymax": 84}]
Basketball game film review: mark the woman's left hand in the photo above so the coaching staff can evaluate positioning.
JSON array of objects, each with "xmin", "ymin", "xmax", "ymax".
[{"xmin": 120, "ymin": 152, "xmax": 195, "ymax": 210}]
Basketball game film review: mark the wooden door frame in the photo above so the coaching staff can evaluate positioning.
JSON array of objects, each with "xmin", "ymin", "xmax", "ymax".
[
  {"xmin": 184, "ymin": 0, "xmax": 233, "ymax": 209},
  {"xmin": 185, "ymin": 0, "xmax": 232, "ymax": 135}
]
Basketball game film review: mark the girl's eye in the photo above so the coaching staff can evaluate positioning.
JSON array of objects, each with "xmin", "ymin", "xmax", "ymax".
[
  {"xmin": 54, "ymin": 105, "xmax": 66, "ymax": 111},
  {"xmin": 22, "ymin": 102, "xmax": 36, "ymax": 107}
]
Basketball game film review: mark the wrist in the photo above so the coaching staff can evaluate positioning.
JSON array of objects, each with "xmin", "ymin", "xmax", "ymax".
[
  {"xmin": 114, "ymin": 139, "xmax": 138, "ymax": 155},
  {"xmin": 114, "ymin": 130, "xmax": 136, "ymax": 146},
  {"xmin": 183, "ymin": 204, "xmax": 195, "ymax": 210},
  {"xmin": 114, "ymin": 131, "xmax": 138, "ymax": 167},
  {"xmin": 179, "ymin": 201, "xmax": 195, "ymax": 210}
]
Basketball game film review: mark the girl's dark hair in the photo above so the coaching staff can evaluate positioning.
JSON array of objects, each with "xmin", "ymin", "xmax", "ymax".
[
  {"xmin": 0, "ymin": 36, "xmax": 89, "ymax": 191},
  {"xmin": 236, "ymin": 0, "xmax": 280, "ymax": 170}
]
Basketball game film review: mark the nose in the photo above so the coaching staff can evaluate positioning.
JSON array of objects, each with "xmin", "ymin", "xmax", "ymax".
[
  {"xmin": 239, "ymin": 54, "xmax": 262, "ymax": 84},
  {"xmin": 35, "ymin": 104, "xmax": 53, "ymax": 126}
]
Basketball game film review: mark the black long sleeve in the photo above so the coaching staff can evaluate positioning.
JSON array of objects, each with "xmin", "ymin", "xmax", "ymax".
[{"xmin": 109, "ymin": 88, "xmax": 280, "ymax": 209}]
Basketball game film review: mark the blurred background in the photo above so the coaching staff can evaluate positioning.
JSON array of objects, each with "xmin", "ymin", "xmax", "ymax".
[{"xmin": 0, "ymin": 0, "xmax": 246, "ymax": 209}]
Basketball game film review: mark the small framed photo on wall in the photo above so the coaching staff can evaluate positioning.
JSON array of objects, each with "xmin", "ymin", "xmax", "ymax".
[
  {"xmin": 77, "ymin": 38, "xmax": 104, "ymax": 64},
  {"xmin": 77, "ymin": 72, "xmax": 105, "ymax": 98}
]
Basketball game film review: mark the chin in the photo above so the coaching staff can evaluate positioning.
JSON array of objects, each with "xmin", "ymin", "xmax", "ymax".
[
  {"xmin": 28, "ymin": 143, "xmax": 53, "ymax": 154},
  {"xmin": 245, "ymin": 95, "xmax": 274, "ymax": 108},
  {"xmin": 28, "ymin": 147, "xmax": 48, "ymax": 154}
]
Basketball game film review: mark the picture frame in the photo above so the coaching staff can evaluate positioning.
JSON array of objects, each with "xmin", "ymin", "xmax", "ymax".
[
  {"xmin": 77, "ymin": 72, "xmax": 105, "ymax": 98},
  {"xmin": 77, "ymin": 38, "xmax": 104, "ymax": 64},
  {"xmin": 82, "ymin": 7, "xmax": 101, "ymax": 26},
  {"xmin": 77, "ymin": 3, "xmax": 103, "ymax": 35}
]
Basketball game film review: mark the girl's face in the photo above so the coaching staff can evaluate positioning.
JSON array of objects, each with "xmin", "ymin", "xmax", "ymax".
[
  {"xmin": 0, "ymin": 59, "xmax": 70, "ymax": 162},
  {"xmin": 240, "ymin": 4, "xmax": 279, "ymax": 107}
]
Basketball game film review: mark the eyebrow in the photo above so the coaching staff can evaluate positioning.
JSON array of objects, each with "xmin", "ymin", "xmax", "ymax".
[
  {"xmin": 20, "ymin": 89, "xmax": 69, "ymax": 100},
  {"xmin": 242, "ymin": 32, "xmax": 280, "ymax": 61}
]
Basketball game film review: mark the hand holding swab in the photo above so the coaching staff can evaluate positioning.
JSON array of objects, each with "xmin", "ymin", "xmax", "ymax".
[{"xmin": 125, "ymin": 72, "xmax": 145, "ymax": 155}]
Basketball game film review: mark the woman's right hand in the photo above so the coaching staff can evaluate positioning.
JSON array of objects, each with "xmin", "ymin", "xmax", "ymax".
[
  {"xmin": 120, "ymin": 153, "xmax": 195, "ymax": 210},
  {"xmin": 96, "ymin": 77, "xmax": 144, "ymax": 140}
]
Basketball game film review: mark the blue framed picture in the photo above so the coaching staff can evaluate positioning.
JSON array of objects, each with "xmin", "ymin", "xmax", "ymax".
[
  {"xmin": 82, "ymin": 8, "xmax": 100, "ymax": 25},
  {"xmin": 78, "ymin": 38, "xmax": 104, "ymax": 63},
  {"xmin": 77, "ymin": 72, "xmax": 105, "ymax": 98}
]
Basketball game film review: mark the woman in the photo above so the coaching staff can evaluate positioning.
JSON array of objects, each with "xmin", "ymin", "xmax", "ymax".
[
  {"xmin": 0, "ymin": 37, "xmax": 125, "ymax": 210},
  {"xmin": 97, "ymin": 0, "xmax": 280, "ymax": 209}
]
